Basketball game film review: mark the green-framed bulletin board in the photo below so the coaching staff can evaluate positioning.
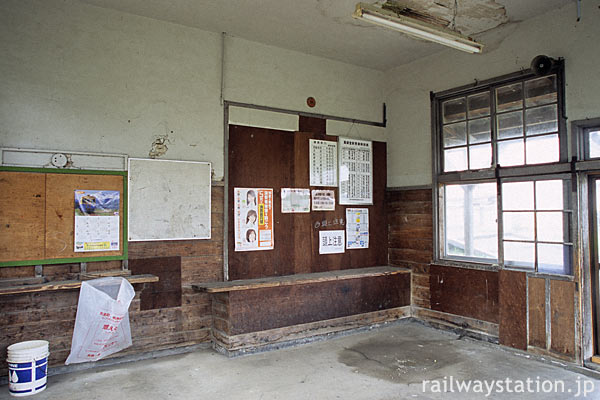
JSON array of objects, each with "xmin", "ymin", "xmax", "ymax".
[{"xmin": 0, "ymin": 167, "xmax": 128, "ymax": 267}]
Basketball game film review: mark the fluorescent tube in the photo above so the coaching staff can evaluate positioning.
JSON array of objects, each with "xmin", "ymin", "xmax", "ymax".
[{"xmin": 354, "ymin": 3, "xmax": 483, "ymax": 54}]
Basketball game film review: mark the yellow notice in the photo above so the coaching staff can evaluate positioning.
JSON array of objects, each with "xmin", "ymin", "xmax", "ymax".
[{"xmin": 83, "ymin": 242, "xmax": 111, "ymax": 251}]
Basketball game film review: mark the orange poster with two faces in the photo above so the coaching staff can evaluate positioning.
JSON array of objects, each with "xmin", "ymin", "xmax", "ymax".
[{"xmin": 234, "ymin": 188, "xmax": 274, "ymax": 252}]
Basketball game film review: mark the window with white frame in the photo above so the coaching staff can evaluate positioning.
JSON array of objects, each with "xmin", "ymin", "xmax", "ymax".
[{"xmin": 433, "ymin": 61, "xmax": 572, "ymax": 275}]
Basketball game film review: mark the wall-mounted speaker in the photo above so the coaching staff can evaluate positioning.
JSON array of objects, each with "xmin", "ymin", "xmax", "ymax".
[{"xmin": 530, "ymin": 55, "xmax": 556, "ymax": 76}]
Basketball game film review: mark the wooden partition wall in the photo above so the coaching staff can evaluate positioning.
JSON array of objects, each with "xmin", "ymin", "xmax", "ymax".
[{"xmin": 227, "ymin": 125, "xmax": 387, "ymax": 280}]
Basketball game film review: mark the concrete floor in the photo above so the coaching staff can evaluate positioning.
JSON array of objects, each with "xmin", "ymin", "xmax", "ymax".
[{"xmin": 4, "ymin": 321, "xmax": 600, "ymax": 399}]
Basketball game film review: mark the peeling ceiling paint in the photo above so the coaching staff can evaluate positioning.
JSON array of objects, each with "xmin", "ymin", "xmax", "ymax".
[{"xmin": 378, "ymin": 0, "xmax": 509, "ymax": 35}]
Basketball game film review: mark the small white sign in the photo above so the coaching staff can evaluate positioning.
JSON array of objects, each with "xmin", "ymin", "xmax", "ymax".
[
  {"xmin": 319, "ymin": 230, "xmax": 345, "ymax": 254},
  {"xmin": 281, "ymin": 188, "xmax": 310, "ymax": 213},
  {"xmin": 311, "ymin": 190, "xmax": 336, "ymax": 211}
]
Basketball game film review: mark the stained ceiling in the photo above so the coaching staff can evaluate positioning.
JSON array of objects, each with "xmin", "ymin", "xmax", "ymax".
[{"xmin": 78, "ymin": 0, "xmax": 572, "ymax": 70}]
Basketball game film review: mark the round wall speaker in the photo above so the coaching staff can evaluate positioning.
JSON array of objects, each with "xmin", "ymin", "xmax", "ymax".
[{"xmin": 530, "ymin": 55, "xmax": 554, "ymax": 76}]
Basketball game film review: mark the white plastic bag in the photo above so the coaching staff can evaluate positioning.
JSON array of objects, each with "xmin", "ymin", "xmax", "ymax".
[{"xmin": 65, "ymin": 277, "xmax": 135, "ymax": 365}]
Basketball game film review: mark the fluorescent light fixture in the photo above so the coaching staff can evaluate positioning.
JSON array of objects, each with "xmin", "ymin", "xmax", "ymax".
[{"xmin": 353, "ymin": 2, "xmax": 483, "ymax": 54}]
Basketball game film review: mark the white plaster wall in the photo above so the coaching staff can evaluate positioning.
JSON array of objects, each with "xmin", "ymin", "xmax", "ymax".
[
  {"xmin": 224, "ymin": 36, "xmax": 385, "ymax": 127},
  {"xmin": 0, "ymin": 0, "xmax": 386, "ymax": 181},
  {"xmin": 385, "ymin": 2, "xmax": 600, "ymax": 187},
  {"xmin": 0, "ymin": 0, "xmax": 223, "ymax": 176}
]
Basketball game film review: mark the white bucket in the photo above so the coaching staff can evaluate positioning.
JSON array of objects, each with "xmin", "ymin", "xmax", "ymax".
[{"xmin": 7, "ymin": 341, "xmax": 49, "ymax": 397}]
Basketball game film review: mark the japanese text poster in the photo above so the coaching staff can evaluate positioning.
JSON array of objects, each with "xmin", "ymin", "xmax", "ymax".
[
  {"xmin": 339, "ymin": 137, "xmax": 373, "ymax": 205},
  {"xmin": 346, "ymin": 208, "xmax": 369, "ymax": 249},
  {"xmin": 311, "ymin": 189, "xmax": 336, "ymax": 211},
  {"xmin": 319, "ymin": 230, "xmax": 345, "ymax": 254},
  {"xmin": 310, "ymin": 139, "xmax": 338, "ymax": 187},
  {"xmin": 234, "ymin": 188, "xmax": 274, "ymax": 252},
  {"xmin": 281, "ymin": 188, "xmax": 310, "ymax": 213},
  {"xmin": 74, "ymin": 190, "xmax": 120, "ymax": 252}
]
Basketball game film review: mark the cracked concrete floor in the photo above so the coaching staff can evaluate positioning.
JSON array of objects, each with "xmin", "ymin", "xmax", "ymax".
[{"xmin": 3, "ymin": 321, "xmax": 599, "ymax": 399}]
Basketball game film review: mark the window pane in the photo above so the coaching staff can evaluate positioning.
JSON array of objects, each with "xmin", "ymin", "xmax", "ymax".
[
  {"xmin": 535, "ymin": 180, "xmax": 564, "ymax": 210},
  {"xmin": 498, "ymin": 139, "xmax": 524, "ymax": 167},
  {"xmin": 526, "ymin": 134, "xmax": 559, "ymax": 164},
  {"xmin": 444, "ymin": 147, "xmax": 468, "ymax": 172},
  {"xmin": 497, "ymin": 111, "xmax": 523, "ymax": 139},
  {"xmin": 526, "ymin": 104, "xmax": 558, "ymax": 135},
  {"xmin": 443, "ymin": 122, "xmax": 467, "ymax": 147},
  {"xmin": 468, "ymin": 118, "xmax": 491, "ymax": 144},
  {"xmin": 469, "ymin": 143, "xmax": 492, "ymax": 170},
  {"xmin": 443, "ymin": 98, "xmax": 466, "ymax": 124},
  {"xmin": 538, "ymin": 243, "xmax": 571, "ymax": 275},
  {"xmin": 503, "ymin": 212, "xmax": 534, "ymax": 241},
  {"xmin": 504, "ymin": 241, "xmax": 535, "ymax": 268},
  {"xmin": 496, "ymin": 82, "xmax": 523, "ymax": 112},
  {"xmin": 502, "ymin": 181, "xmax": 534, "ymax": 210},
  {"xmin": 537, "ymin": 212, "xmax": 564, "ymax": 242},
  {"xmin": 468, "ymin": 92, "xmax": 490, "ymax": 118},
  {"xmin": 588, "ymin": 130, "xmax": 600, "ymax": 158},
  {"xmin": 445, "ymin": 183, "xmax": 498, "ymax": 260},
  {"xmin": 525, "ymin": 75, "xmax": 557, "ymax": 107}
]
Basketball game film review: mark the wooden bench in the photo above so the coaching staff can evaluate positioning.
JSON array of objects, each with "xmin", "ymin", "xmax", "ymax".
[
  {"xmin": 193, "ymin": 266, "xmax": 411, "ymax": 356},
  {"xmin": 0, "ymin": 274, "xmax": 158, "ymax": 295}
]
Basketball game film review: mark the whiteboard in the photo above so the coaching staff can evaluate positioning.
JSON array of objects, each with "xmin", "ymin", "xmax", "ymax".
[{"xmin": 128, "ymin": 158, "xmax": 211, "ymax": 241}]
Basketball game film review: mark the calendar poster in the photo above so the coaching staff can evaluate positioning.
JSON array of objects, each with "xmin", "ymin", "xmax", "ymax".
[{"xmin": 74, "ymin": 190, "xmax": 120, "ymax": 252}]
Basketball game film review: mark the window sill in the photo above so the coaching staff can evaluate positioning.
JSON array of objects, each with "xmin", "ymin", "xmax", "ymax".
[
  {"xmin": 432, "ymin": 260, "xmax": 575, "ymax": 280},
  {"xmin": 431, "ymin": 259, "xmax": 499, "ymax": 272}
]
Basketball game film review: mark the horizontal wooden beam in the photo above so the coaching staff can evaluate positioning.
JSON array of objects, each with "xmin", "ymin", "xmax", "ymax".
[{"xmin": 0, "ymin": 274, "xmax": 158, "ymax": 295}]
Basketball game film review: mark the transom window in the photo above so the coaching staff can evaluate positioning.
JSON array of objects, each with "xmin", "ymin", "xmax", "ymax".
[
  {"xmin": 441, "ymin": 74, "xmax": 561, "ymax": 172},
  {"xmin": 442, "ymin": 93, "xmax": 492, "ymax": 171},
  {"xmin": 433, "ymin": 61, "xmax": 570, "ymax": 275}
]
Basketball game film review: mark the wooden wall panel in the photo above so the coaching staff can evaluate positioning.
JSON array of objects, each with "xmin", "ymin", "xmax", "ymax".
[
  {"xmin": 298, "ymin": 116, "xmax": 326, "ymax": 135},
  {"xmin": 227, "ymin": 273, "xmax": 410, "ymax": 335},
  {"xmin": 228, "ymin": 125, "xmax": 387, "ymax": 280},
  {"xmin": 386, "ymin": 188, "xmax": 432, "ymax": 309},
  {"xmin": 130, "ymin": 256, "xmax": 182, "ymax": 310},
  {"xmin": 550, "ymin": 280, "xmax": 575, "ymax": 356},
  {"xmin": 528, "ymin": 277, "xmax": 546, "ymax": 348},
  {"xmin": 499, "ymin": 270, "xmax": 527, "ymax": 350},
  {"xmin": 45, "ymin": 173, "xmax": 123, "ymax": 259},
  {"xmin": 0, "ymin": 172, "xmax": 46, "ymax": 262},
  {"xmin": 228, "ymin": 125, "xmax": 295, "ymax": 279},
  {"xmin": 293, "ymin": 132, "xmax": 388, "ymax": 274},
  {"xmin": 429, "ymin": 264, "xmax": 499, "ymax": 323}
]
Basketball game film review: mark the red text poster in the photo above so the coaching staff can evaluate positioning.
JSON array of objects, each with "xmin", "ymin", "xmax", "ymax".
[{"xmin": 234, "ymin": 188, "xmax": 274, "ymax": 252}]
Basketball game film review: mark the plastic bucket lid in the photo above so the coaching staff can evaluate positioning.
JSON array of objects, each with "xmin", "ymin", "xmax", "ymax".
[{"xmin": 7, "ymin": 341, "xmax": 49, "ymax": 361}]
